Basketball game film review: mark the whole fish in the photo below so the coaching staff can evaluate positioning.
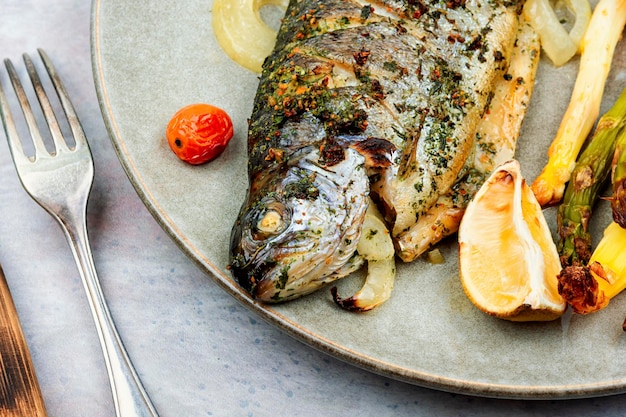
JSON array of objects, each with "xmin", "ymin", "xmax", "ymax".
[{"xmin": 229, "ymin": 0, "xmax": 523, "ymax": 302}]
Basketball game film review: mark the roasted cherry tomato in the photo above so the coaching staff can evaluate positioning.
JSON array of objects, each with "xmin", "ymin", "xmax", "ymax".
[{"xmin": 166, "ymin": 103, "xmax": 234, "ymax": 165}]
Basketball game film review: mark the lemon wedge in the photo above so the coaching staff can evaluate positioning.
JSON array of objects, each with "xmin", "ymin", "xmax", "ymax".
[{"xmin": 458, "ymin": 160, "xmax": 566, "ymax": 321}]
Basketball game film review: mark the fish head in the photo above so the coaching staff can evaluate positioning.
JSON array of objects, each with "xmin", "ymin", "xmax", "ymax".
[{"xmin": 229, "ymin": 144, "xmax": 369, "ymax": 302}]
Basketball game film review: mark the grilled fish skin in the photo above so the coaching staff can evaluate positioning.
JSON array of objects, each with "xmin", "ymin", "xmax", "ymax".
[
  {"xmin": 396, "ymin": 17, "xmax": 541, "ymax": 261},
  {"xmin": 230, "ymin": 0, "xmax": 523, "ymax": 302}
]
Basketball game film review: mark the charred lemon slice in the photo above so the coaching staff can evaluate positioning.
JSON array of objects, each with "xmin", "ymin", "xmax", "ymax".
[{"xmin": 458, "ymin": 160, "xmax": 566, "ymax": 321}]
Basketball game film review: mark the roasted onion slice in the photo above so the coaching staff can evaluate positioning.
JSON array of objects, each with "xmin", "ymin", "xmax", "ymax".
[
  {"xmin": 524, "ymin": 0, "xmax": 591, "ymax": 66},
  {"xmin": 213, "ymin": 0, "xmax": 288, "ymax": 73},
  {"xmin": 332, "ymin": 200, "xmax": 396, "ymax": 312}
]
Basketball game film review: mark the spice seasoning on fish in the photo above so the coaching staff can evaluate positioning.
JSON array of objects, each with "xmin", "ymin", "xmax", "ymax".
[{"xmin": 360, "ymin": 5, "xmax": 374, "ymax": 19}]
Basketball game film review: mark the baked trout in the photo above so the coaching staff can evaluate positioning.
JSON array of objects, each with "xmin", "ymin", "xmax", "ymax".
[{"xmin": 229, "ymin": 0, "xmax": 524, "ymax": 302}]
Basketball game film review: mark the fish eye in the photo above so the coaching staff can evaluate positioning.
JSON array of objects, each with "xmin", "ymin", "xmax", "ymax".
[
  {"xmin": 249, "ymin": 200, "xmax": 290, "ymax": 240},
  {"xmin": 256, "ymin": 210, "xmax": 283, "ymax": 234}
]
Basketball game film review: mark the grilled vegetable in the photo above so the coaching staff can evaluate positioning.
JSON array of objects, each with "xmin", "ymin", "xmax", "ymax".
[
  {"xmin": 213, "ymin": 0, "xmax": 288, "ymax": 73},
  {"xmin": 556, "ymin": 87, "xmax": 626, "ymax": 267},
  {"xmin": 332, "ymin": 201, "xmax": 395, "ymax": 312},
  {"xmin": 166, "ymin": 103, "xmax": 234, "ymax": 164},
  {"xmin": 611, "ymin": 127, "xmax": 626, "ymax": 227},
  {"xmin": 523, "ymin": 0, "xmax": 590, "ymax": 66},
  {"xmin": 531, "ymin": 0, "xmax": 626, "ymax": 207},
  {"xmin": 558, "ymin": 222, "xmax": 626, "ymax": 314}
]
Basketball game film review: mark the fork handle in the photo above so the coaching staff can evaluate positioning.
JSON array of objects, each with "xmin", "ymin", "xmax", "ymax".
[{"xmin": 60, "ymin": 211, "xmax": 159, "ymax": 417}]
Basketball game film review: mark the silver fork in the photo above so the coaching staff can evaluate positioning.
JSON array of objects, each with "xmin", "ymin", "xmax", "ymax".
[{"xmin": 0, "ymin": 49, "xmax": 160, "ymax": 417}]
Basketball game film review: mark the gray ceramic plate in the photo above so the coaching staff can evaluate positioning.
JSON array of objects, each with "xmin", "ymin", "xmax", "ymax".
[{"xmin": 91, "ymin": 0, "xmax": 626, "ymax": 399}]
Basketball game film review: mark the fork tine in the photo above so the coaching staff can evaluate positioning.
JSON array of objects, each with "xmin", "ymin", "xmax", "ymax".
[
  {"xmin": 4, "ymin": 57, "xmax": 50, "ymax": 158},
  {"xmin": 23, "ymin": 52, "xmax": 70, "ymax": 154},
  {"xmin": 37, "ymin": 49, "xmax": 88, "ymax": 151},
  {"xmin": 0, "ymin": 70, "xmax": 29, "ymax": 165}
]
